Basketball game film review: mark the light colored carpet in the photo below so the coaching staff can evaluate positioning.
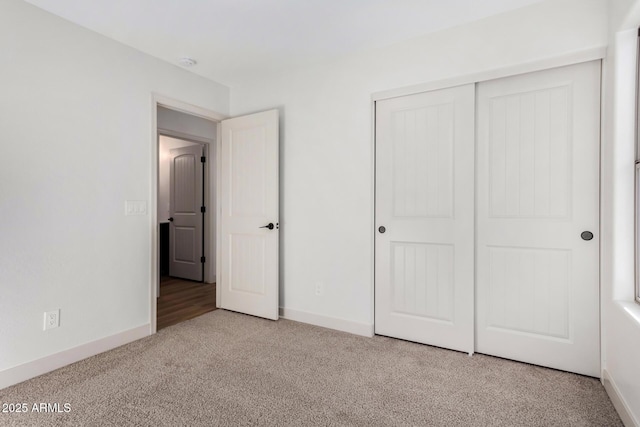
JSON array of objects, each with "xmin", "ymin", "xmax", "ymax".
[{"xmin": 0, "ymin": 310, "xmax": 622, "ymax": 426}]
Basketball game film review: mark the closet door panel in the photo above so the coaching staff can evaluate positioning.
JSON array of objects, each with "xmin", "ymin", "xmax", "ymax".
[
  {"xmin": 375, "ymin": 84, "xmax": 475, "ymax": 354},
  {"xmin": 476, "ymin": 61, "xmax": 601, "ymax": 377}
]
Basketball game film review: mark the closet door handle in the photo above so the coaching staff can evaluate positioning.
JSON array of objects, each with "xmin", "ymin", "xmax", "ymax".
[{"xmin": 260, "ymin": 223, "xmax": 275, "ymax": 230}]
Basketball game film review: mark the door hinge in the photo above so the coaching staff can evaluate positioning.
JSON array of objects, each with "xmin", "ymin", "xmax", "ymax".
[
  {"xmin": 201, "ymin": 156, "xmax": 206, "ymax": 163},
  {"xmin": 200, "ymin": 256, "xmax": 206, "ymax": 263},
  {"xmin": 201, "ymin": 206, "xmax": 206, "ymax": 213}
]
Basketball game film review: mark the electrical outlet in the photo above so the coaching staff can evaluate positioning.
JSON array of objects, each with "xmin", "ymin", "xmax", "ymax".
[
  {"xmin": 43, "ymin": 310, "xmax": 60, "ymax": 331},
  {"xmin": 315, "ymin": 282, "xmax": 324, "ymax": 296}
]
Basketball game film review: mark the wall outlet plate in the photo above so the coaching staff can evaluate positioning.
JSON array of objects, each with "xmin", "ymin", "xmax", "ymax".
[
  {"xmin": 125, "ymin": 200, "xmax": 147, "ymax": 216},
  {"xmin": 315, "ymin": 282, "xmax": 324, "ymax": 296},
  {"xmin": 43, "ymin": 309, "xmax": 60, "ymax": 331}
]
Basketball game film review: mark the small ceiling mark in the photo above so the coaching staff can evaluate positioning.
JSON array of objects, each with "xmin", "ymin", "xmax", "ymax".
[{"xmin": 178, "ymin": 57, "xmax": 197, "ymax": 67}]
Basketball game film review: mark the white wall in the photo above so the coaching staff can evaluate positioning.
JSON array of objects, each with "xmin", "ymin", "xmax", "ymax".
[
  {"xmin": 231, "ymin": 0, "xmax": 609, "ymax": 327},
  {"xmin": 0, "ymin": 0, "xmax": 229, "ymax": 378},
  {"xmin": 601, "ymin": 0, "xmax": 640, "ymax": 423}
]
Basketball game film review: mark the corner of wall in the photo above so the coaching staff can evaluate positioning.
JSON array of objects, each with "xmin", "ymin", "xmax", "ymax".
[{"xmin": 603, "ymin": 369, "xmax": 640, "ymax": 427}]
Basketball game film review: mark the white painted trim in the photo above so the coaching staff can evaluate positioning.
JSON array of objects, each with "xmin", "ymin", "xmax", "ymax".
[
  {"xmin": 616, "ymin": 300, "xmax": 640, "ymax": 328},
  {"xmin": 0, "ymin": 324, "xmax": 150, "ymax": 390},
  {"xmin": 279, "ymin": 307, "xmax": 374, "ymax": 337},
  {"xmin": 215, "ymin": 123, "xmax": 222, "ymax": 308},
  {"xmin": 214, "ymin": 120, "xmax": 222, "ymax": 308},
  {"xmin": 150, "ymin": 95, "xmax": 159, "ymax": 334},
  {"xmin": 600, "ymin": 53, "xmax": 609, "ymax": 389},
  {"xmin": 150, "ymin": 93, "xmax": 227, "ymax": 333},
  {"xmin": 154, "ymin": 95, "xmax": 228, "ymax": 122},
  {"xmin": 370, "ymin": 92, "xmax": 377, "ymax": 327},
  {"xmin": 603, "ymin": 369, "xmax": 640, "ymax": 427},
  {"xmin": 372, "ymin": 46, "xmax": 606, "ymax": 101}
]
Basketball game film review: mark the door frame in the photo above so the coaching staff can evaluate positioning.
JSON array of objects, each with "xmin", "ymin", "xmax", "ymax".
[{"xmin": 150, "ymin": 93, "xmax": 226, "ymax": 334}]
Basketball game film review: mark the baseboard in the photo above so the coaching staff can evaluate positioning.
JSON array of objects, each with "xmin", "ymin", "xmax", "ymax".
[
  {"xmin": 279, "ymin": 307, "xmax": 374, "ymax": 337},
  {"xmin": 0, "ymin": 324, "xmax": 150, "ymax": 390},
  {"xmin": 603, "ymin": 369, "xmax": 640, "ymax": 427}
]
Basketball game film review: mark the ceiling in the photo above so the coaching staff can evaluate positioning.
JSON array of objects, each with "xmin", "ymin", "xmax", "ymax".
[{"xmin": 24, "ymin": 0, "xmax": 547, "ymax": 86}]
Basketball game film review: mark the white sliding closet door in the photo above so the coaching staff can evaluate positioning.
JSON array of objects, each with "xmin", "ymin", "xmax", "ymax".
[
  {"xmin": 375, "ymin": 84, "xmax": 475, "ymax": 354},
  {"xmin": 476, "ymin": 61, "xmax": 601, "ymax": 377}
]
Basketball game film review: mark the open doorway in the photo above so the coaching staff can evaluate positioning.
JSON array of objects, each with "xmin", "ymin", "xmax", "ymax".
[
  {"xmin": 150, "ymin": 96, "xmax": 281, "ymax": 333},
  {"xmin": 156, "ymin": 105, "xmax": 218, "ymax": 330}
]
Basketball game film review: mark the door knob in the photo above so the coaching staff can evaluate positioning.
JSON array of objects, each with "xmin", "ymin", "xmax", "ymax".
[
  {"xmin": 378, "ymin": 226, "xmax": 386, "ymax": 233},
  {"xmin": 260, "ymin": 223, "xmax": 275, "ymax": 230},
  {"xmin": 168, "ymin": 217, "xmax": 174, "ymax": 222},
  {"xmin": 581, "ymin": 231, "xmax": 594, "ymax": 241}
]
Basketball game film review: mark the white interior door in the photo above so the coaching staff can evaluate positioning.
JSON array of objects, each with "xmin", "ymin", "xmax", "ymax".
[
  {"xmin": 476, "ymin": 61, "xmax": 601, "ymax": 377},
  {"xmin": 220, "ymin": 109, "xmax": 279, "ymax": 320},
  {"xmin": 375, "ymin": 84, "xmax": 475, "ymax": 354},
  {"xmin": 169, "ymin": 144, "xmax": 204, "ymax": 281}
]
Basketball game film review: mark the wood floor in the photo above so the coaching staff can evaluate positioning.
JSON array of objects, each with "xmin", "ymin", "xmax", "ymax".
[{"xmin": 157, "ymin": 276, "xmax": 217, "ymax": 330}]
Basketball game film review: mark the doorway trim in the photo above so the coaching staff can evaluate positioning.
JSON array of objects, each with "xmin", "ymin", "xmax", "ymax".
[{"xmin": 150, "ymin": 93, "xmax": 226, "ymax": 334}]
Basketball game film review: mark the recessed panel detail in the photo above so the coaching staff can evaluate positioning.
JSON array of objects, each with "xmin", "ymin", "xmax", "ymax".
[
  {"xmin": 489, "ymin": 85, "xmax": 571, "ymax": 218},
  {"xmin": 392, "ymin": 103, "xmax": 454, "ymax": 218},
  {"xmin": 230, "ymin": 234, "xmax": 266, "ymax": 295},
  {"xmin": 173, "ymin": 155, "xmax": 197, "ymax": 214},
  {"xmin": 174, "ymin": 227, "xmax": 196, "ymax": 263},
  {"xmin": 391, "ymin": 242, "xmax": 454, "ymax": 321},
  {"xmin": 488, "ymin": 246, "xmax": 570, "ymax": 339},
  {"xmin": 230, "ymin": 126, "xmax": 267, "ymax": 216}
]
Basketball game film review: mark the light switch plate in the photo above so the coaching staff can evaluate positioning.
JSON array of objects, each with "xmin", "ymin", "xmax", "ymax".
[{"xmin": 125, "ymin": 200, "xmax": 147, "ymax": 216}]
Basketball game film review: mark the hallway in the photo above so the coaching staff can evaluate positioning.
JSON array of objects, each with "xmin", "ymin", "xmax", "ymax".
[{"xmin": 157, "ymin": 277, "xmax": 216, "ymax": 330}]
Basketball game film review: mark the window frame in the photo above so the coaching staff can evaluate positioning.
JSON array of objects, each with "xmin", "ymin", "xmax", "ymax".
[
  {"xmin": 636, "ymin": 163, "xmax": 640, "ymax": 304},
  {"xmin": 635, "ymin": 29, "xmax": 640, "ymax": 305}
]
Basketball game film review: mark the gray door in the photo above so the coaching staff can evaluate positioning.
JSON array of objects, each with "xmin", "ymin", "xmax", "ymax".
[{"xmin": 169, "ymin": 145, "xmax": 204, "ymax": 281}]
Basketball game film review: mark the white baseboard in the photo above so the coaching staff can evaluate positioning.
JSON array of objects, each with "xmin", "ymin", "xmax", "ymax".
[
  {"xmin": 0, "ymin": 324, "xmax": 150, "ymax": 390},
  {"xmin": 603, "ymin": 369, "xmax": 640, "ymax": 427},
  {"xmin": 279, "ymin": 307, "xmax": 374, "ymax": 337}
]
